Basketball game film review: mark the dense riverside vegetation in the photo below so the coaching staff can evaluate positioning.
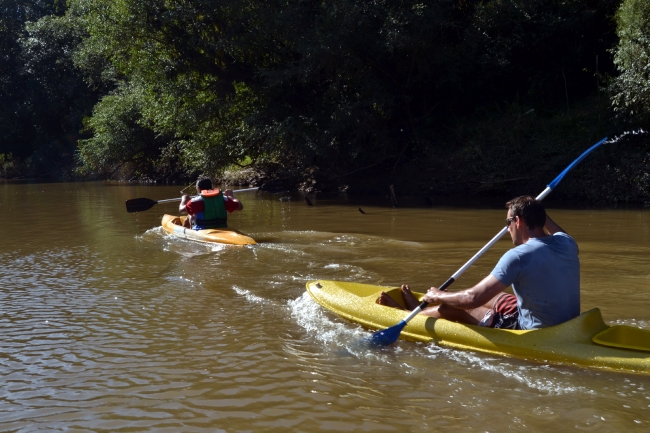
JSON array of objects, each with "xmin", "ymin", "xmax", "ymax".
[{"xmin": 1, "ymin": 0, "xmax": 649, "ymax": 203}]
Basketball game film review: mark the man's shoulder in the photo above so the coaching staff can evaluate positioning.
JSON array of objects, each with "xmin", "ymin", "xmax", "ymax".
[
  {"xmin": 185, "ymin": 197, "xmax": 205, "ymax": 215},
  {"xmin": 518, "ymin": 233, "xmax": 578, "ymax": 257},
  {"xmin": 551, "ymin": 231, "xmax": 576, "ymax": 242},
  {"xmin": 497, "ymin": 247, "xmax": 522, "ymax": 266},
  {"xmin": 550, "ymin": 232, "xmax": 578, "ymax": 250},
  {"xmin": 507, "ymin": 240, "xmax": 545, "ymax": 259},
  {"xmin": 523, "ymin": 233, "xmax": 575, "ymax": 248}
]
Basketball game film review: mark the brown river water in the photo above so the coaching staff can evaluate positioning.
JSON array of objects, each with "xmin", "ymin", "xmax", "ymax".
[{"xmin": 1, "ymin": 181, "xmax": 649, "ymax": 432}]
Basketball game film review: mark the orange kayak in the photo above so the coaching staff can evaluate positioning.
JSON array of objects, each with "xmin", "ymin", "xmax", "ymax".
[{"xmin": 161, "ymin": 214, "xmax": 256, "ymax": 245}]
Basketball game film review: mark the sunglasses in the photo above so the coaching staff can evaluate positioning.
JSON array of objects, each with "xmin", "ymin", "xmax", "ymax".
[{"xmin": 506, "ymin": 217, "xmax": 516, "ymax": 226}]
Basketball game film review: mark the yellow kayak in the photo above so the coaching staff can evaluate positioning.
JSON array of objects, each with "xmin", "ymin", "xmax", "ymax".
[
  {"xmin": 306, "ymin": 280, "xmax": 650, "ymax": 374},
  {"xmin": 161, "ymin": 214, "xmax": 256, "ymax": 245}
]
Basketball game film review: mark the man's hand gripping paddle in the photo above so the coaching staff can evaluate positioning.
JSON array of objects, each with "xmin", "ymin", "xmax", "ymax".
[{"xmin": 370, "ymin": 137, "xmax": 609, "ymax": 346}]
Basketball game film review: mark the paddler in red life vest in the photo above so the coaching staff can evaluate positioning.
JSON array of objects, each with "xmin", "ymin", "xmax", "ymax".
[{"xmin": 179, "ymin": 178, "xmax": 244, "ymax": 230}]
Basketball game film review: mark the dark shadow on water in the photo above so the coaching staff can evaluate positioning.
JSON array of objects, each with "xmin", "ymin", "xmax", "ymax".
[{"xmin": 287, "ymin": 190, "xmax": 650, "ymax": 211}]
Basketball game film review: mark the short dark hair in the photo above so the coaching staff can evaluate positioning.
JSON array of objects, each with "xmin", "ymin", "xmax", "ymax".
[
  {"xmin": 506, "ymin": 195, "xmax": 546, "ymax": 230},
  {"xmin": 196, "ymin": 178, "xmax": 213, "ymax": 191}
]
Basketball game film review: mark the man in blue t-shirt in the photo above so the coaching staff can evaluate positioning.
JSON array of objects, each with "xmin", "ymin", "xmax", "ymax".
[{"xmin": 377, "ymin": 195, "xmax": 580, "ymax": 330}]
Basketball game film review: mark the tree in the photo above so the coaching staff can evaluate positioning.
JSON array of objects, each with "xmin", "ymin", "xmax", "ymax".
[
  {"xmin": 69, "ymin": 0, "xmax": 465, "ymax": 180},
  {"xmin": 27, "ymin": 0, "xmax": 612, "ymax": 190},
  {"xmin": 0, "ymin": 0, "xmax": 97, "ymax": 177},
  {"xmin": 611, "ymin": 0, "xmax": 650, "ymax": 124}
]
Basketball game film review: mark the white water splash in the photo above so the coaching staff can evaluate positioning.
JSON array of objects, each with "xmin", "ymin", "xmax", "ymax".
[
  {"xmin": 288, "ymin": 292, "xmax": 617, "ymax": 395},
  {"xmin": 288, "ymin": 292, "xmax": 366, "ymax": 344},
  {"xmin": 422, "ymin": 344, "xmax": 590, "ymax": 395},
  {"xmin": 611, "ymin": 318, "xmax": 650, "ymax": 330},
  {"xmin": 605, "ymin": 129, "xmax": 648, "ymax": 144},
  {"xmin": 232, "ymin": 285, "xmax": 268, "ymax": 304}
]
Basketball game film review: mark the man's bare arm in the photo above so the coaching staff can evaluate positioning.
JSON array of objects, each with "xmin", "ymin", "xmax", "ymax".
[
  {"xmin": 421, "ymin": 275, "xmax": 507, "ymax": 310},
  {"xmin": 179, "ymin": 195, "xmax": 190, "ymax": 214},
  {"xmin": 224, "ymin": 189, "xmax": 243, "ymax": 211}
]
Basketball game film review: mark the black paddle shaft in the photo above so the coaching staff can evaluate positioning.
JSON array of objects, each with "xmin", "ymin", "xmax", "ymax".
[{"xmin": 438, "ymin": 277, "xmax": 456, "ymax": 291}]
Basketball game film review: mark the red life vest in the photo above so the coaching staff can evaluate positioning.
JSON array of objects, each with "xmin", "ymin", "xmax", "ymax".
[{"xmin": 195, "ymin": 189, "xmax": 228, "ymax": 228}]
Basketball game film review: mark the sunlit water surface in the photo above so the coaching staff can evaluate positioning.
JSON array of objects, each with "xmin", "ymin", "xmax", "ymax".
[{"xmin": 1, "ymin": 181, "xmax": 649, "ymax": 432}]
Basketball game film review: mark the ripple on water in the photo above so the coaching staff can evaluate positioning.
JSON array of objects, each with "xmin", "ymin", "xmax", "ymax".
[{"xmin": 288, "ymin": 291, "xmax": 650, "ymax": 406}]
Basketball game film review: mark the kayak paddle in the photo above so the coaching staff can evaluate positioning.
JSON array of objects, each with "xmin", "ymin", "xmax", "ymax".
[
  {"xmin": 370, "ymin": 136, "xmax": 609, "ymax": 346},
  {"xmin": 126, "ymin": 186, "xmax": 267, "ymax": 213}
]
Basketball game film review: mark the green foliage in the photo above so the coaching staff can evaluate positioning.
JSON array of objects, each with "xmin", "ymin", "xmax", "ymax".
[
  {"xmin": 465, "ymin": 0, "xmax": 619, "ymax": 106},
  {"xmin": 76, "ymin": 83, "xmax": 165, "ymax": 178},
  {"xmin": 65, "ymin": 0, "xmax": 621, "ymax": 184},
  {"xmin": 70, "ymin": 0, "xmax": 266, "ymax": 178},
  {"xmin": 0, "ymin": 0, "xmax": 97, "ymax": 177},
  {"xmin": 3, "ymin": 0, "xmax": 639, "ymax": 202},
  {"xmin": 0, "ymin": 153, "xmax": 21, "ymax": 178},
  {"xmin": 611, "ymin": 0, "xmax": 650, "ymax": 124}
]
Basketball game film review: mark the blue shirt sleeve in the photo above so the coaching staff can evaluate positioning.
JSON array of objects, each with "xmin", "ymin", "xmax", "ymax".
[{"xmin": 490, "ymin": 249, "xmax": 521, "ymax": 287}]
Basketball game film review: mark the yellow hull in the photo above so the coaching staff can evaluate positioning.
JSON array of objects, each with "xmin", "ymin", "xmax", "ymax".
[
  {"xmin": 161, "ymin": 214, "xmax": 256, "ymax": 245},
  {"xmin": 306, "ymin": 280, "xmax": 650, "ymax": 374}
]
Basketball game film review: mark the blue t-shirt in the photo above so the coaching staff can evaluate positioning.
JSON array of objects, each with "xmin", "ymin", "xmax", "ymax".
[{"xmin": 490, "ymin": 232, "xmax": 580, "ymax": 330}]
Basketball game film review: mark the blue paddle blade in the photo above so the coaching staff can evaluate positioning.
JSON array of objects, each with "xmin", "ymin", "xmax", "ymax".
[
  {"xmin": 547, "ymin": 137, "xmax": 607, "ymax": 189},
  {"xmin": 368, "ymin": 320, "xmax": 407, "ymax": 346}
]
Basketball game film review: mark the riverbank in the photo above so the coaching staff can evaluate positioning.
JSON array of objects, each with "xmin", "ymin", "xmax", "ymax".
[
  {"xmin": 3, "ymin": 105, "xmax": 648, "ymax": 206},
  {"xmin": 218, "ymin": 102, "xmax": 649, "ymax": 206}
]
